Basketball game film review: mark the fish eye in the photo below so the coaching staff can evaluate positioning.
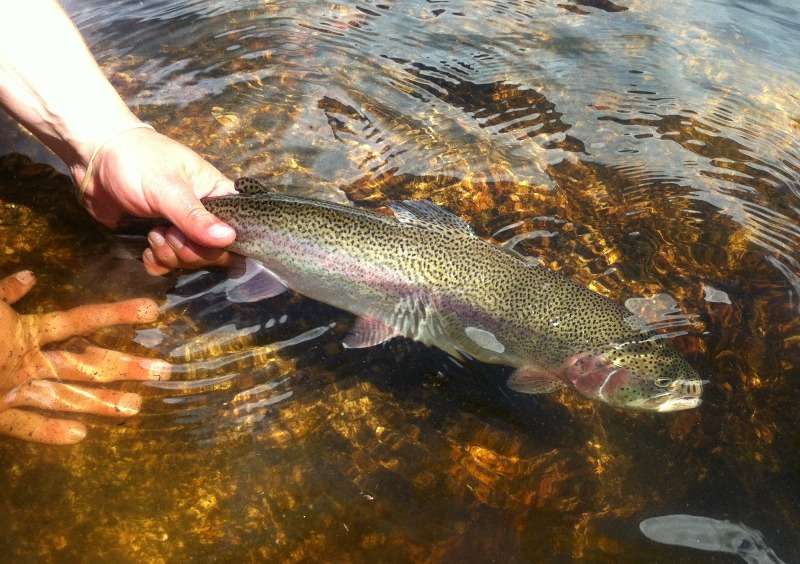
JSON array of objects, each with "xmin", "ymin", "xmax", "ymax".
[{"xmin": 654, "ymin": 377, "xmax": 672, "ymax": 387}]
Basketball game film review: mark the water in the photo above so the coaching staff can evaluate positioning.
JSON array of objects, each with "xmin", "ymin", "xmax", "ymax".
[{"xmin": 1, "ymin": 0, "xmax": 798, "ymax": 561}]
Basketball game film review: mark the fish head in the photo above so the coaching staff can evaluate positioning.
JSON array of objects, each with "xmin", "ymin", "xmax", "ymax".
[{"xmin": 560, "ymin": 340, "xmax": 704, "ymax": 412}]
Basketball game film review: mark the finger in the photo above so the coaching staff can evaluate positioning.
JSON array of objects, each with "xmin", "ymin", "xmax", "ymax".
[
  {"xmin": 143, "ymin": 248, "xmax": 175, "ymax": 276},
  {"xmin": 164, "ymin": 226, "xmax": 232, "ymax": 266},
  {"xmin": 144, "ymin": 226, "xmax": 174, "ymax": 275},
  {"xmin": 0, "ymin": 270, "xmax": 36, "ymax": 304},
  {"xmin": 0, "ymin": 408, "xmax": 87, "ymax": 445},
  {"xmin": 4, "ymin": 380, "xmax": 141, "ymax": 417},
  {"xmin": 148, "ymin": 226, "xmax": 232, "ymax": 270},
  {"xmin": 31, "ymin": 298, "xmax": 159, "ymax": 346},
  {"xmin": 45, "ymin": 346, "xmax": 171, "ymax": 382},
  {"xmin": 161, "ymin": 188, "xmax": 236, "ymax": 249}
]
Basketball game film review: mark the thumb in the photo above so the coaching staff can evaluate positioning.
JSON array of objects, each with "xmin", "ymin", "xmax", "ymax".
[
  {"xmin": 162, "ymin": 188, "xmax": 236, "ymax": 248},
  {"xmin": 181, "ymin": 204, "xmax": 237, "ymax": 248}
]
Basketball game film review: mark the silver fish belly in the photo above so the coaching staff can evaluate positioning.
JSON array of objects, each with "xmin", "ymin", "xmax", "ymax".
[{"xmin": 201, "ymin": 178, "xmax": 704, "ymax": 412}]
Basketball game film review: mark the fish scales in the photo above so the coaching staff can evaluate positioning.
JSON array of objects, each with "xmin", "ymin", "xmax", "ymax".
[
  {"xmin": 201, "ymin": 179, "xmax": 704, "ymax": 412},
  {"xmin": 209, "ymin": 193, "xmax": 590, "ymax": 363}
]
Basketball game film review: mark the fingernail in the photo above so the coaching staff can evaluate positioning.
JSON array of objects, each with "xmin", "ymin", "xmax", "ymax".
[
  {"xmin": 148, "ymin": 231, "xmax": 166, "ymax": 247},
  {"xmin": 67, "ymin": 424, "xmax": 87, "ymax": 443},
  {"xmin": 137, "ymin": 301, "xmax": 159, "ymax": 321},
  {"xmin": 140, "ymin": 359, "xmax": 171, "ymax": 380},
  {"xmin": 13, "ymin": 270, "xmax": 34, "ymax": 285},
  {"xmin": 142, "ymin": 248, "xmax": 155, "ymax": 264},
  {"xmin": 166, "ymin": 230, "xmax": 186, "ymax": 250},
  {"xmin": 208, "ymin": 222, "xmax": 235, "ymax": 239},
  {"xmin": 118, "ymin": 393, "xmax": 142, "ymax": 415}
]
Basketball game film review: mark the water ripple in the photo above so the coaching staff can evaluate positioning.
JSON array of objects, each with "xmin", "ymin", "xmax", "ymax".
[{"xmin": 11, "ymin": 0, "xmax": 799, "ymax": 559}]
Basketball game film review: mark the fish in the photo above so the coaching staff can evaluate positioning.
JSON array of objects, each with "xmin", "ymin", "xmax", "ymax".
[
  {"xmin": 640, "ymin": 514, "xmax": 786, "ymax": 564},
  {"xmin": 200, "ymin": 177, "xmax": 704, "ymax": 412}
]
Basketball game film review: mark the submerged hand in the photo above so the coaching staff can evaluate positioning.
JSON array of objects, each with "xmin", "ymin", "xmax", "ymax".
[{"xmin": 0, "ymin": 271, "xmax": 171, "ymax": 445}]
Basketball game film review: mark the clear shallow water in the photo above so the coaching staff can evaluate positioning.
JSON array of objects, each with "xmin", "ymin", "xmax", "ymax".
[{"xmin": 0, "ymin": 0, "xmax": 798, "ymax": 561}]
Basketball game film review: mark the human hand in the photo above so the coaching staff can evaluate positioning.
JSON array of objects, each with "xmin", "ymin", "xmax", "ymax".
[
  {"xmin": 0, "ymin": 270, "xmax": 171, "ymax": 445},
  {"xmin": 76, "ymin": 125, "xmax": 237, "ymax": 262},
  {"xmin": 1, "ymin": 1, "xmax": 237, "ymax": 274}
]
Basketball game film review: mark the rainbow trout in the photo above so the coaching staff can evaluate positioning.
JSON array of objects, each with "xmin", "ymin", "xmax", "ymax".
[{"xmin": 202, "ymin": 178, "xmax": 703, "ymax": 412}]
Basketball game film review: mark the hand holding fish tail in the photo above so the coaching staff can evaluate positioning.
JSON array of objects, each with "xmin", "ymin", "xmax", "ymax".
[{"xmin": 0, "ymin": 271, "xmax": 171, "ymax": 445}]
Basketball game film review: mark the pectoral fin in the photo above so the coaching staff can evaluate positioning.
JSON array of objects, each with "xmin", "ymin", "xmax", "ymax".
[
  {"xmin": 226, "ymin": 257, "xmax": 289, "ymax": 303},
  {"xmin": 507, "ymin": 367, "xmax": 565, "ymax": 394},
  {"xmin": 342, "ymin": 316, "xmax": 400, "ymax": 348}
]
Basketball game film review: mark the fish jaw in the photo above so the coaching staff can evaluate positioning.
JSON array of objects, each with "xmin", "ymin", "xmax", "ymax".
[
  {"xmin": 559, "ymin": 353, "xmax": 703, "ymax": 412},
  {"xmin": 623, "ymin": 378, "xmax": 704, "ymax": 412},
  {"xmin": 653, "ymin": 395, "xmax": 703, "ymax": 412}
]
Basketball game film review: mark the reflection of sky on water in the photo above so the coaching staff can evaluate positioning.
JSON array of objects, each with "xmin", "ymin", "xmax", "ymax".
[{"xmin": 640, "ymin": 514, "xmax": 787, "ymax": 563}]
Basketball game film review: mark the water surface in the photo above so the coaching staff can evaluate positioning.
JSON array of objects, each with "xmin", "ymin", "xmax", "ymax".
[{"xmin": 0, "ymin": 0, "xmax": 798, "ymax": 561}]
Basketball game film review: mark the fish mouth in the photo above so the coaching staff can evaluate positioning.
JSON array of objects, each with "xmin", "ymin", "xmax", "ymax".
[
  {"xmin": 655, "ymin": 395, "xmax": 703, "ymax": 412},
  {"xmin": 626, "ymin": 392, "xmax": 703, "ymax": 412},
  {"xmin": 628, "ymin": 380, "xmax": 706, "ymax": 412}
]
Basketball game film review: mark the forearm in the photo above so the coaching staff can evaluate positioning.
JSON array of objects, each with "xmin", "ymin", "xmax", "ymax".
[{"xmin": 0, "ymin": 0, "xmax": 141, "ymax": 180}]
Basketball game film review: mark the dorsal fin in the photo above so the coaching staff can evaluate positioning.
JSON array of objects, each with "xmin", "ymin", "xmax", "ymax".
[
  {"xmin": 234, "ymin": 177, "xmax": 274, "ymax": 195},
  {"xmin": 385, "ymin": 200, "xmax": 475, "ymax": 236}
]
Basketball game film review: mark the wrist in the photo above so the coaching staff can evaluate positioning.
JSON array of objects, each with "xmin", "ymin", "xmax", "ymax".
[
  {"xmin": 72, "ymin": 122, "xmax": 157, "ymax": 204},
  {"xmin": 64, "ymin": 110, "xmax": 144, "ymax": 178}
]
